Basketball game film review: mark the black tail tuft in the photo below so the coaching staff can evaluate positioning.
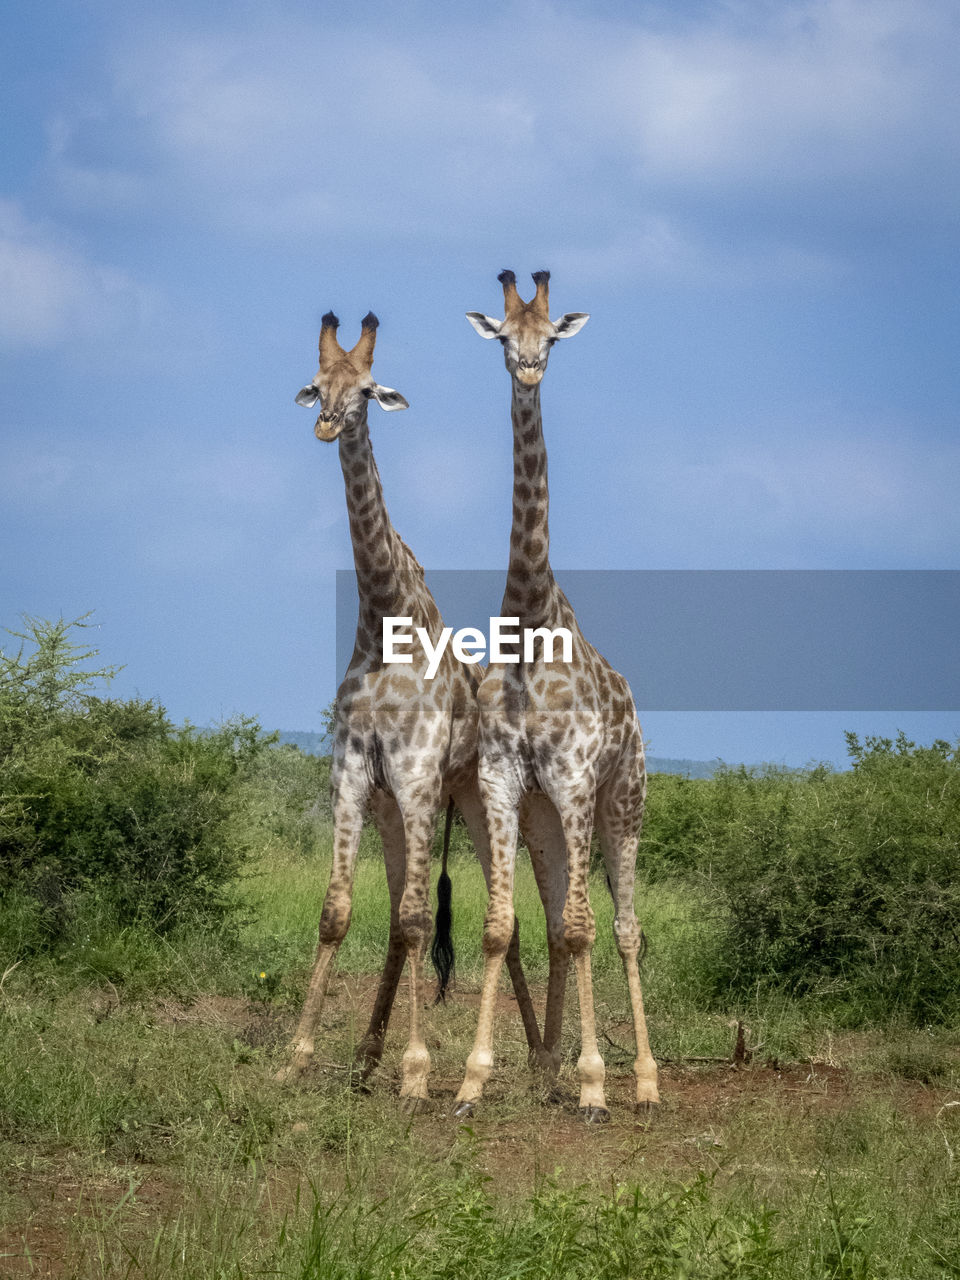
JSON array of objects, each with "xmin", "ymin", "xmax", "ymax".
[{"xmin": 430, "ymin": 798, "xmax": 456, "ymax": 1002}]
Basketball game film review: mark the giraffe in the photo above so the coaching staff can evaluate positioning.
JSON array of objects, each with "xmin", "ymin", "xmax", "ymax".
[
  {"xmin": 278, "ymin": 309, "xmax": 543, "ymax": 1102},
  {"xmin": 453, "ymin": 270, "xmax": 659, "ymax": 1122}
]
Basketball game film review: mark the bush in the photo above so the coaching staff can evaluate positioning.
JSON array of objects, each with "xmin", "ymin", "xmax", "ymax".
[
  {"xmin": 0, "ymin": 615, "xmax": 272, "ymax": 945},
  {"xmin": 709, "ymin": 735, "xmax": 960, "ymax": 1022},
  {"xmin": 637, "ymin": 772, "xmax": 721, "ymax": 876},
  {"xmin": 234, "ymin": 741, "xmax": 332, "ymax": 857}
]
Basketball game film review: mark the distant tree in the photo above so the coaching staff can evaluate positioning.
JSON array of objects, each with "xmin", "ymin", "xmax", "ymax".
[{"xmin": 320, "ymin": 698, "xmax": 337, "ymax": 750}]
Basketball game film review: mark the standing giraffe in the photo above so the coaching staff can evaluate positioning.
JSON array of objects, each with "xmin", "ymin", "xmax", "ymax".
[
  {"xmin": 278, "ymin": 310, "xmax": 542, "ymax": 1102},
  {"xmin": 453, "ymin": 270, "xmax": 659, "ymax": 1122}
]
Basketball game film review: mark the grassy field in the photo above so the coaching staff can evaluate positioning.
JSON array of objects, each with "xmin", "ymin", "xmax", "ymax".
[{"xmin": 3, "ymin": 835, "xmax": 960, "ymax": 1279}]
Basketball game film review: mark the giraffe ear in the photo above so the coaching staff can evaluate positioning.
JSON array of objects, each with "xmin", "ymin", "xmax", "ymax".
[
  {"xmin": 368, "ymin": 383, "xmax": 409, "ymax": 412},
  {"xmin": 466, "ymin": 312, "xmax": 503, "ymax": 339},
  {"xmin": 552, "ymin": 312, "xmax": 589, "ymax": 338},
  {"xmin": 295, "ymin": 384, "xmax": 320, "ymax": 407}
]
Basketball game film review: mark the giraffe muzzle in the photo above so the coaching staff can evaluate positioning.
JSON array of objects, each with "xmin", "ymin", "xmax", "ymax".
[{"xmin": 314, "ymin": 414, "xmax": 345, "ymax": 442}]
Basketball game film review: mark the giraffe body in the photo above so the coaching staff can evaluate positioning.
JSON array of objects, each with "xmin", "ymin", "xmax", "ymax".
[
  {"xmin": 279, "ymin": 311, "xmax": 541, "ymax": 1100},
  {"xmin": 455, "ymin": 272, "xmax": 659, "ymax": 1119}
]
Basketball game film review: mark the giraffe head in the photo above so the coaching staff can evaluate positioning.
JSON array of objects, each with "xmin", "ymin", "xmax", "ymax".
[
  {"xmin": 295, "ymin": 311, "xmax": 409, "ymax": 441},
  {"xmin": 466, "ymin": 270, "xmax": 589, "ymax": 386}
]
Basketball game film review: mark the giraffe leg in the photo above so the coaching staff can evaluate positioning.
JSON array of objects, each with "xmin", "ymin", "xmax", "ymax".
[
  {"xmin": 277, "ymin": 781, "xmax": 367, "ymax": 1083},
  {"xmin": 455, "ymin": 780, "xmax": 545, "ymax": 1063},
  {"xmin": 551, "ymin": 790, "xmax": 609, "ymax": 1121},
  {"xmin": 354, "ymin": 794, "xmax": 407, "ymax": 1081},
  {"xmin": 454, "ymin": 773, "xmax": 519, "ymax": 1116},
  {"xmin": 522, "ymin": 794, "xmax": 570, "ymax": 1078},
  {"xmin": 597, "ymin": 774, "xmax": 659, "ymax": 1112},
  {"xmin": 395, "ymin": 777, "xmax": 444, "ymax": 1106}
]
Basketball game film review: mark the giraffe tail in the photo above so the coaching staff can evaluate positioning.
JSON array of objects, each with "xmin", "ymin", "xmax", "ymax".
[{"xmin": 430, "ymin": 797, "xmax": 456, "ymax": 1003}]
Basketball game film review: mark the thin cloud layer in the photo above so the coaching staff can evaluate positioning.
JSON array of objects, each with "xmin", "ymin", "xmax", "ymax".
[
  {"xmin": 0, "ymin": 200, "xmax": 155, "ymax": 350},
  {"xmin": 3, "ymin": 0, "xmax": 958, "ymax": 748},
  {"xmin": 46, "ymin": 0, "xmax": 960, "ymax": 266}
]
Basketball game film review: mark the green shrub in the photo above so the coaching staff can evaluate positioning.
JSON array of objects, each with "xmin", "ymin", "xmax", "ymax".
[
  {"xmin": 709, "ymin": 734, "xmax": 960, "ymax": 1022},
  {"xmin": 233, "ymin": 741, "xmax": 331, "ymax": 857},
  {"xmin": 637, "ymin": 772, "xmax": 721, "ymax": 876},
  {"xmin": 0, "ymin": 615, "xmax": 271, "ymax": 945}
]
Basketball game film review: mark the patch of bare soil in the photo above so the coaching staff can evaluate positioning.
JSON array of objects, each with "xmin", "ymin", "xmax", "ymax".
[{"xmin": 0, "ymin": 1165, "xmax": 180, "ymax": 1279}]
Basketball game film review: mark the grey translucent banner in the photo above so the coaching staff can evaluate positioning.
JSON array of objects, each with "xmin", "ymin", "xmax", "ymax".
[{"xmin": 335, "ymin": 570, "xmax": 959, "ymax": 711}]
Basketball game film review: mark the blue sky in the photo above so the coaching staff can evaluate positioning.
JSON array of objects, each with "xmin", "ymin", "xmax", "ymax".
[{"xmin": 2, "ymin": 0, "xmax": 958, "ymax": 765}]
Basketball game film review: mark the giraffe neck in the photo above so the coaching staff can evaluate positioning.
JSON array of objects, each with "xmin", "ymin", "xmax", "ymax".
[
  {"xmin": 502, "ymin": 379, "xmax": 559, "ymax": 624},
  {"xmin": 338, "ymin": 411, "xmax": 424, "ymax": 637}
]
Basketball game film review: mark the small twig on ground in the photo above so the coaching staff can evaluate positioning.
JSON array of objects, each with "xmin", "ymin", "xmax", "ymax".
[
  {"xmin": 935, "ymin": 1101, "xmax": 960, "ymax": 1169},
  {"xmin": 0, "ymin": 960, "xmax": 22, "ymax": 996},
  {"xmin": 602, "ymin": 1028, "xmax": 753, "ymax": 1067},
  {"xmin": 602, "ymin": 1024, "xmax": 771, "ymax": 1068},
  {"xmin": 733, "ymin": 1020, "xmax": 748, "ymax": 1066}
]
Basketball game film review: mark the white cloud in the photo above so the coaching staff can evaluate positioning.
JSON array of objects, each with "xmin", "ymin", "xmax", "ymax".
[
  {"xmin": 33, "ymin": 0, "xmax": 950, "ymax": 296},
  {"xmin": 70, "ymin": 2, "xmax": 953, "ymax": 233},
  {"xmin": 653, "ymin": 421, "xmax": 960, "ymax": 564},
  {"xmin": 596, "ymin": 1, "xmax": 937, "ymax": 189},
  {"xmin": 0, "ymin": 446, "xmax": 75, "ymax": 507},
  {"xmin": 556, "ymin": 220, "xmax": 844, "ymax": 287},
  {"xmin": 0, "ymin": 199, "xmax": 157, "ymax": 351}
]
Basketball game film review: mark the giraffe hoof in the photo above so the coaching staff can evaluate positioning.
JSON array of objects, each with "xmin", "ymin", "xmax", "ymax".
[
  {"xmin": 578, "ymin": 1105, "xmax": 610, "ymax": 1125},
  {"xmin": 274, "ymin": 1059, "xmax": 305, "ymax": 1086},
  {"xmin": 400, "ymin": 1093, "xmax": 426, "ymax": 1115},
  {"xmin": 453, "ymin": 1099, "xmax": 476, "ymax": 1120},
  {"xmin": 635, "ymin": 1100, "xmax": 659, "ymax": 1122},
  {"xmin": 349, "ymin": 1054, "xmax": 379, "ymax": 1092},
  {"xmin": 349, "ymin": 1071, "xmax": 374, "ymax": 1096}
]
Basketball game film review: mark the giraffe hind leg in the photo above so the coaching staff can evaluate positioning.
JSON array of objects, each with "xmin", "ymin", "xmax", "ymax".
[
  {"xmin": 354, "ymin": 793, "xmax": 407, "ymax": 1082},
  {"xmin": 395, "ymin": 776, "xmax": 444, "ymax": 1106},
  {"xmin": 522, "ymin": 794, "xmax": 571, "ymax": 1081}
]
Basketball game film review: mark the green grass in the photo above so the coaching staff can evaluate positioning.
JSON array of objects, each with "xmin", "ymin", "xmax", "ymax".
[{"xmin": 2, "ymin": 834, "xmax": 959, "ymax": 1278}]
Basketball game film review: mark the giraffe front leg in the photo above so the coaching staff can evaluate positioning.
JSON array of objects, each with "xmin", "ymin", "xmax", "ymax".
[
  {"xmin": 454, "ymin": 781, "xmax": 519, "ymax": 1117},
  {"xmin": 556, "ymin": 801, "xmax": 609, "ymax": 1122},
  {"xmin": 277, "ymin": 786, "xmax": 366, "ymax": 1083}
]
